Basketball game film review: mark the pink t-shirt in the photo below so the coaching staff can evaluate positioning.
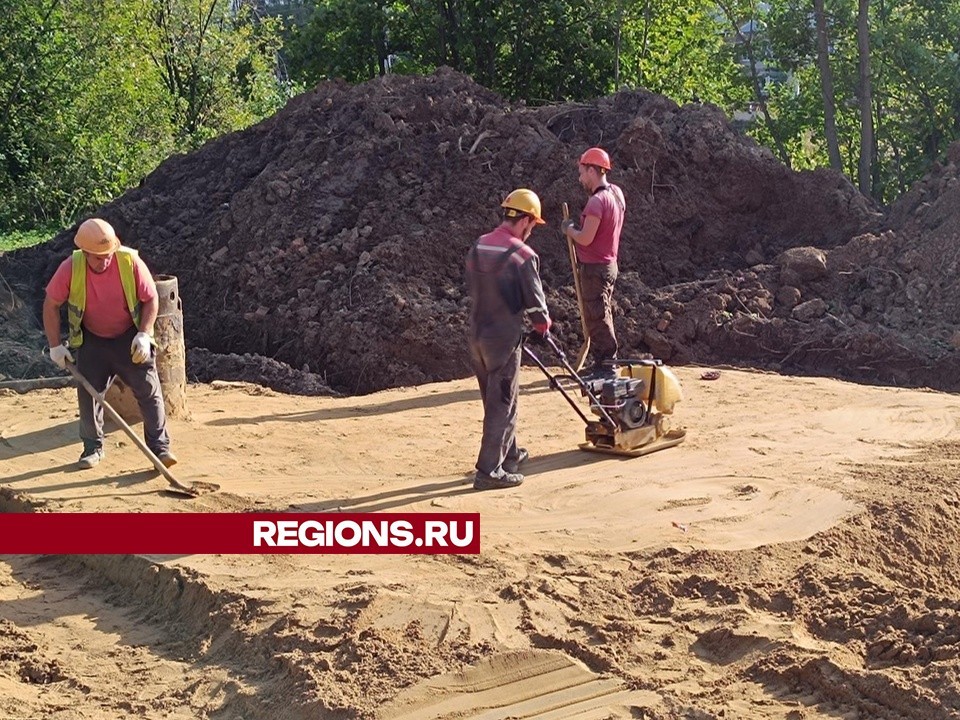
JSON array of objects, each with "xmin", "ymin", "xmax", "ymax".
[
  {"xmin": 576, "ymin": 183, "xmax": 625, "ymax": 265},
  {"xmin": 46, "ymin": 251, "xmax": 157, "ymax": 339}
]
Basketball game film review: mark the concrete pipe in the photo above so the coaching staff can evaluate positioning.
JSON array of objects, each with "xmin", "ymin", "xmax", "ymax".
[{"xmin": 106, "ymin": 274, "xmax": 189, "ymax": 422}]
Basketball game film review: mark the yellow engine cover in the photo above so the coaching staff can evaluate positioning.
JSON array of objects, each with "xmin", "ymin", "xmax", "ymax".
[{"xmin": 618, "ymin": 364, "xmax": 683, "ymax": 415}]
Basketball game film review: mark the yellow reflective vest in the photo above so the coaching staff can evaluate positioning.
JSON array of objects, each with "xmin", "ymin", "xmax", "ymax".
[{"xmin": 67, "ymin": 247, "xmax": 142, "ymax": 348}]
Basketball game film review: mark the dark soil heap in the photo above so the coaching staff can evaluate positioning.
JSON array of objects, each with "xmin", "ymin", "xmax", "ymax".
[
  {"xmin": 664, "ymin": 141, "xmax": 960, "ymax": 390},
  {"xmin": 5, "ymin": 67, "xmax": 959, "ymax": 393}
]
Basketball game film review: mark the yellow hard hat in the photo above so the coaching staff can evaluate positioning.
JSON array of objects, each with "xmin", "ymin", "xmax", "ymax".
[
  {"xmin": 74, "ymin": 218, "xmax": 120, "ymax": 255},
  {"xmin": 501, "ymin": 188, "xmax": 546, "ymax": 225}
]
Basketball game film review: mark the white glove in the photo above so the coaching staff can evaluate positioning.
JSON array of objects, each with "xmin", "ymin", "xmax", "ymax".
[
  {"xmin": 130, "ymin": 332, "xmax": 153, "ymax": 364},
  {"xmin": 49, "ymin": 344, "xmax": 74, "ymax": 369}
]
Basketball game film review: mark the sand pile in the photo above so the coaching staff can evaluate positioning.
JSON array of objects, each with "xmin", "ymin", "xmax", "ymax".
[{"xmin": 3, "ymin": 370, "xmax": 960, "ymax": 718}]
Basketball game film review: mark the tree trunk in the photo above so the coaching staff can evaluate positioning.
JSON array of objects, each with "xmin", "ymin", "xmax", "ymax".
[
  {"xmin": 814, "ymin": 0, "xmax": 842, "ymax": 171},
  {"xmin": 614, "ymin": 0, "xmax": 622, "ymax": 90},
  {"xmin": 636, "ymin": 0, "xmax": 652, "ymax": 88},
  {"xmin": 441, "ymin": 0, "xmax": 461, "ymax": 70},
  {"xmin": 715, "ymin": 0, "xmax": 790, "ymax": 165},
  {"xmin": 468, "ymin": 0, "xmax": 496, "ymax": 87},
  {"xmin": 857, "ymin": 0, "xmax": 873, "ymax": 195},
  {"xmin": 436, "ymin": 0, "xmax": 448, "ymax": 65}
]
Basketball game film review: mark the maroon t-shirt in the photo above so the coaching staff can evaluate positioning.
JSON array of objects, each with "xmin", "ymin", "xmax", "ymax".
[{"xmin": 576, "ymin": 183, "xmax": 625, "ymax": 265}]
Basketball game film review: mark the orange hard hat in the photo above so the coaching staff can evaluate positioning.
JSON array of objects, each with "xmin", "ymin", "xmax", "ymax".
[
  {"xmin": 74, "ymin": 218, "xmax": 120, "ymax": 255},
  {"xmin": 579, "ymin": 147, "xmax": 611, "ymax": 170}
]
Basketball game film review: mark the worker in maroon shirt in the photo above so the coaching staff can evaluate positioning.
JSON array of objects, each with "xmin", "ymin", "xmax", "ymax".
[
  {"xmin": 562, "ymin": 147, "xmax": 626, "ymax": 376},
  {"xmin": 466, "ymin": 189, "xmax": 551, "ymax": 490},
  {"xmin": 43, "ymin": 218, "xmax": 176, "ymax": 470}
]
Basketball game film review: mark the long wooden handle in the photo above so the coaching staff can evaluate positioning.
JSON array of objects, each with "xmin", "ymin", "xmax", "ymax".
[
  {"xmin": 561, "ymin": 201, "xmax": 590, "ymax": 370},
  {"xmin": 65, "ymin": 362, "xmax": 191, "ymax": 493}
]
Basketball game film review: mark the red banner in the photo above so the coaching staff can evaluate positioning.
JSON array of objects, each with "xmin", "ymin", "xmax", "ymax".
[{"xmin": 0, "ymin": 513, "xmax": 480, "ymax": 554}]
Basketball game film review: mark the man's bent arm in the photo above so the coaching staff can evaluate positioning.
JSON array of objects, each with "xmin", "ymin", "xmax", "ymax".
[
  {"xmin": 568, "ymin": 215, "xmax": 600, "ymax": 247},
  {"xmin": 139, "ymin": 296, "xmax": 159, "ymax": 335},
  {"xmin": 42, "ymin": 295, "xmax": 64, "ymax": 347}
]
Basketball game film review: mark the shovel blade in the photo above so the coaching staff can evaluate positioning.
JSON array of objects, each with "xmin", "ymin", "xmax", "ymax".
[{"xmin": 164, "ymin": 480, "xmax": 221, "ymax": 498}]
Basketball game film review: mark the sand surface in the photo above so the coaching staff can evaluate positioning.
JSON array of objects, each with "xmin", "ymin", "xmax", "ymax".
[{"xmin": 2, "ymin": 367, "xmax": 960, "ymax": 719}]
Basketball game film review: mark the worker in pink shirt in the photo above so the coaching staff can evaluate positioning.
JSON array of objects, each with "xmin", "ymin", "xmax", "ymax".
[
  {"xmin": 562, "ymin": 147, "xmax": 626, "ymax": 377},
  {"xmin": 43, "ymin": 218, "xmax": 176, "ymax": 470}
]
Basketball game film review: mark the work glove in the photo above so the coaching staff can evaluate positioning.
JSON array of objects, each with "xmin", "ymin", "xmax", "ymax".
[
  {"xmin": 130, "ymin": 332, "xmax": 153, "ymax": 364},
  {"xmin": 48, "ymin": 344, "xmax": 74, "ymax": 370},
  {"xmin": 527, "ymin": 319, "xmax": 552, "ymax": 344},
  {"xmin": 560, "ymin": 218, "xmax": 576, "ymax": 237}
]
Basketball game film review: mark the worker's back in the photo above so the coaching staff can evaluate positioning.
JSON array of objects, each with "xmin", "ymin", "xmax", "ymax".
[{"xmin": 466, "ymin": 226, "xmax": 539, "ymax": 341}]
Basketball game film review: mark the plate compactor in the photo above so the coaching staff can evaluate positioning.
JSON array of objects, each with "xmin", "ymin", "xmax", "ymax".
[{"xmin": 522, "ymin": 333, "xmax": 686, "ymax": 457}]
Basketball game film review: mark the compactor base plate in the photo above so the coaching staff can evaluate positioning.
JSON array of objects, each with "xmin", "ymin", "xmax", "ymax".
[{"xmin": 578, "ymin": 428, "xmax": 687, "ymax": 457}]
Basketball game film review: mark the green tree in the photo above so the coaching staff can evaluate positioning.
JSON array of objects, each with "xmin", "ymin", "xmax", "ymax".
[
  {"xmin": 629, "ymin": 0, "xmax": 745, "ymax": 106},
  {"xmin": 0, "ymin": 1, "xmax": 153, "ymax": 227},
  {"xmin": 284, "ymin": 0, "xmax": 403, "ymax": 83},
  {"xmin": 870, "ymin": 0, "xmax": 960, "ymax": 197},
  {"xmin": 764, "ymin": 0, "xmax": 960, "ymax": 201},
  {"xmin": 812, "ymin": 0, "xmax": 843, "ymax": 170},
  {"xmin": 133, "ymin": 0, "xmax": 288, "ymax": 147},
  {"xmin": 284, "ymin": 0, "xmax": 747, "ymax": 106},
  {"xmin": 856, "ymin": 0, "xmax": 873, "ymax": 194},
  {"xmin": 0, "ymin": 0, "xmax": 289, "ymax": 231}
]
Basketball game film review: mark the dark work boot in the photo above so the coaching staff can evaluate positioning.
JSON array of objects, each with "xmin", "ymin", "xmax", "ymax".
[
  {"xmin": 474, "ymin": 472, "xmax": 524, "ymax": 491},
  {"xmin": 503, "ymin": 448, "xmax": 529, "ymax": 474},
  {"xmin": 582, "ymin": 363, "xmax": 617, "ymax": 381},
  {"xmin": 78, "ymin": 446, "xmax": 104, "ymax": 469}
]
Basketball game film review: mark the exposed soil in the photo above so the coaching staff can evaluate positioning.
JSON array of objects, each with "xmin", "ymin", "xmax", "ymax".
[
  {"xmin": 3, "ymin": 368, "xmax": 960, "ymax": 718},
  {"xmin": 8, "ymin": 66, "xmax": 945, "ymax": 395},
  {"xmin": 2, "ymin": 69, "xmax": 960, "ymax": 719},
  {"xmin": 186, "ymin": 347, "xmax": 338, "ymax": 396}
]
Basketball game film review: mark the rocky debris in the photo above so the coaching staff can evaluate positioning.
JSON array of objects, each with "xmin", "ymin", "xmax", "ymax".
[
  {"xmin": 791, "ymin": 298, "xmax": 829, "ymax": 323},
  {"xmin": 777, "ymin": 246, "xmax": 828, "ymax": 285},
  {"xmin": 653, "ymin": 142, "xmax": 960, "ymax": 388},
  {"xmin": 776, "ymin": 285, "xmax": 801, "ymax": 309},
  {"xmin": 5, "ymin": 69, "xmax": 960, "ymax": 393},
  {"xmin": 187, "ymin": 348, "xmax": 337, "ymax": 396},
  {"xmin": 0, "ymin": 278, "xmax": 47, "ymax": 381}
]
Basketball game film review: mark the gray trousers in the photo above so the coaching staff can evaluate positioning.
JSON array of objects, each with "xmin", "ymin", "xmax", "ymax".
[
  {"xmin": 579, "ymin": 261, "xmax": 619, "ymax": 364},
  {"xmin": 470, "ymin": 335, "xmax": 522, "ymax": 479},
  {"xmin": 76, "ymin": 326, "xmax": 170, "ymax": 454}
]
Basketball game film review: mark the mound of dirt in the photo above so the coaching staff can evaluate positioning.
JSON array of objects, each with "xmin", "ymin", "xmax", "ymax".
[
  {"xmin": 6, "ymin": 67, "xmax": 954, "ymax": 394},
  {"xmin": 186, "ymin": 348, "xmax": 337, "ymax": 396},
  {"xmin": 0, "ymin": 278, "xmax": 47, "ymax": 382},
  {"xmin": 639, "ymin": 141, "xmax": 960, "ymax": 389}
]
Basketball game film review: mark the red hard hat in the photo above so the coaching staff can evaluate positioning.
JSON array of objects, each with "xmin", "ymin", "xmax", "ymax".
[{"xmin": 579, "ymin": 147, "xmax": 611, "ymax": 170}]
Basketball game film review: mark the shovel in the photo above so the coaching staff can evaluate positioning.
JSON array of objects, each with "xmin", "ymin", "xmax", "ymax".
[
  {"xmin": 563, "ymin": 201, "xmax": 591, "ymax": 371},
  {"xmin": 65, "ymin": 363, "xmax": 219, "ymax": 498}
]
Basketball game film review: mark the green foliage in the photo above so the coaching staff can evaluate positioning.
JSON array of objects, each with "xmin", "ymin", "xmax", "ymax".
[
  {"xmin": 284, "ymin": 0, "xmax": 401, "ymax": 83},
  {"xmin": 755, "ymin": 0, "xmax": 960, "ymax": 201},
  {"xmin": 4, "ymin": 0, "xmax": 960, "ymax": 231},
  {"xmin": 284, "ymin": 0, "xmax": 748, "ymax": 105},
  {"xmin": 868, "ymin": 0, "xmax": 960, "ymax": 198},
  {"xmin": 0, "ymin": 225, "xmax": 58, "ymax": 252},
  {"xmin": 626, "ymin": 0, "xmax": 743, "ymax": 105},
  {"xmin": 0, "ymin": 0, "xmax": 290, "ymax": 232},
  {"xmin": 134, "ymin": 0, "xmax": 289, "ymax": 147},
  {"xmin": 0, "ymin": 1, "xmax": 114, "ymax": 227}
]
